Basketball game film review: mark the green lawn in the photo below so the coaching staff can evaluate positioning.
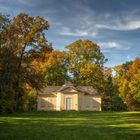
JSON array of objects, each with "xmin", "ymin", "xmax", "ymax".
[{"xmin": 0, "ymin": 111, "xmax": 140, "ymax": 140}]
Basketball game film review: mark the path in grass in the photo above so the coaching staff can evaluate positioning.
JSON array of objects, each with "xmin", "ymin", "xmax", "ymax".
[{"xmin": 0, "ymin": 111, "xmax": 140, "ymax": 140}]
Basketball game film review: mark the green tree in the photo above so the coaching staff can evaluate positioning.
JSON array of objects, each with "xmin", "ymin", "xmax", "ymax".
[
  {"xmin": 101, "ymin": 67, "xmax": 124, "ymax": 111},
  {"xmin": 0, "ymin": 14, "xmax": 17, "ymax": 112},
  {"xmin": 103, "ymin": 75, "xmax": 124, "ymax": 111},
  {"xmin": 65, "ymin": 39, "xmax": 107, "ymax": 93},
  {"xmin": 79, "ymin": 62, "xmax": 105, "ymax": 92},
  {"xmin": 43, "ymin": 51, "xmax": 68, "ymax": 86}
]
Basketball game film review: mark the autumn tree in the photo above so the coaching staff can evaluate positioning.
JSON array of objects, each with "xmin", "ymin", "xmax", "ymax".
[
  {"xmin": 32, "ymin": 50, "xmax": 68, "ymax": 86},
  {"xmin": 130, "ymin": 73, "xmax": 140, "ymax": 104},
  {"xmin": 0, "ymin": 13, "xmax": 52, "ymax": 112},
  {"xmin": 114, "ymin": 59, "xmax": 140, "ymax": 110},
  {"xmin": 128, "ymin": 58, "xmax": 140, "ymax": 110}
]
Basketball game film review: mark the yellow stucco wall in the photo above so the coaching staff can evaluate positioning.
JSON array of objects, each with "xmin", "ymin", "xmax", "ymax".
[
  {"xmin": 37, "ymin": 95, "xmax": 56, "ymax": 111},
  {"xmin": 78, "ymin": 93, "xmax": 101, "ymax": 111},
  {"xmin": 37, "ymin": 92, "xmax": 101, "ymax": 111}
]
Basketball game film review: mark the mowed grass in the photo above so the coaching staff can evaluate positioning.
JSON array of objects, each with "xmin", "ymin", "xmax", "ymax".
[{"xmin": 0, "ymin": 111, "xmax": 140, "ymax": 140}]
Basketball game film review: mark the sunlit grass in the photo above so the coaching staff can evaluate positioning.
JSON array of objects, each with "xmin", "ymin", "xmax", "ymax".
[{"xmin": 0, "ymin": 111, "xmax": 140, "ymax": 140}]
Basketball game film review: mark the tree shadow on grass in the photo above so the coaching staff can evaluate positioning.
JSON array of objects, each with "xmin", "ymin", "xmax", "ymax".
[
  {"xmin": 0, "ymin": 120, "xmax": 139, "ymax": 140},
  {"xmin": 0, "ymin": 111, "xmax": 140, "ymax": 140}
]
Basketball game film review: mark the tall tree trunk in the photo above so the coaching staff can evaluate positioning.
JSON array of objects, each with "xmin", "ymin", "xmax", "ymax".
[{"xmin": 15, "ymin": 44, "xmax": 26, "ymax": 111}]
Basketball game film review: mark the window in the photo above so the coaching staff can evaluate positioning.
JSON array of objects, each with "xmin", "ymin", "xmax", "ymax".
[
  {"xmin": 86, "ymin": 98, "xmax": 90, "ymax": 108},
  {"xmin": 93, "ymin": 99, "xmax": 100, "ymax": 108},
  {"xmin": 48, "ymin": 98, "xmax": 53, "ymax": 107},
  {"xmin": 78, "ymin": 98, "xmax": 82, "ymax": 109},
  {"xmin": 40, "ymin": 98, "xmax": 46, "ymax": 108}
]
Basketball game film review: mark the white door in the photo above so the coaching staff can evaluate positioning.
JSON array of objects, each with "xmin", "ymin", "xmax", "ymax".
[{"xmin": 66, "ymin": 97, "xmax": 72, "ymax": 110}]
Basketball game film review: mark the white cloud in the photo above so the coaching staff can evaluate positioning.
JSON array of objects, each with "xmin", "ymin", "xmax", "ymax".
[
  {"xmin": 98, "ymin": 41, "xmax": 130, "ymax": 50},
  {"xmin": 58, "ymin": 10, "xmax": 140, "ymax": 37},
  {"xmin": 95, "ymin": 9, "xmax": 140, "ymax": 31},
  {"xmin": 96, "ymin": 19, "xmax": 140, "ymax": 31},
  {"xmin": 127, "ymin": 55, "xmax": 131, "ymax": 59},
  {"xmin": 99, "ymin": 42, "xmax": 120, "ymax": 49},
  {"xmin": 54, "ymin": 6, "xmax": 98, "ymax": 37},
  {"xmin": 59, "ymin": 27, "xmax": 97, "ymax": 37}
]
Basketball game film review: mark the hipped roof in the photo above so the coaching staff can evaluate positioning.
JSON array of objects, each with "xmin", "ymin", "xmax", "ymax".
[{"xmin": 39, "ymin": 84, "xmax": 100, "ymax": 96}]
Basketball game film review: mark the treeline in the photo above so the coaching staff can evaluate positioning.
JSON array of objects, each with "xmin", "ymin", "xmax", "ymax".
[{"xmin": 0, "ymin": 13, "xmax": 139, "ymax": 113}]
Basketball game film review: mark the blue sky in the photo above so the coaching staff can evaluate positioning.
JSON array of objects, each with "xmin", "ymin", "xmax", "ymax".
[{"xmin": 1, "ymin": 0, "xmax": 140, "ymax": 67}]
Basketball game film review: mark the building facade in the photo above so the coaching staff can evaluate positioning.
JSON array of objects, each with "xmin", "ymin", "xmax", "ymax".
[{"xmin": 37, "ymin": 84, "xmax": 101, "ymax": 111}]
